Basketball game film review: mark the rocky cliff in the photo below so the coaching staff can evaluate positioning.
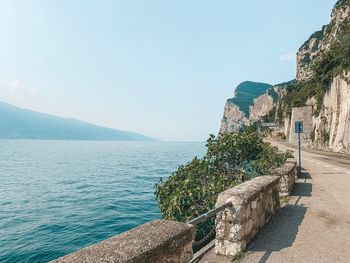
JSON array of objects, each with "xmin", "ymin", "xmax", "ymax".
[
  {"xmin": 293, "ymin": 0, "xmax": 350, "ymax": 152},
  {"xmin": 219, "ymin": 81, "xmax": 272, "ymax": 133},
  {"xmin": 249, "ymin": 87, "xmax": 279, "ymax": 122},
  {"xmin": 311, "ymin": 72, "xmax": 350, "ymax": 152},
  {"xmin": 220, "ymin": 102, "xmax": 249, "ymax": 134},
  {"xmin": 297, "ymin": 0, "xmax": 350, "ymax": 80},
  {"xmin": 220, "ymin": 80, "xmax": 293, "ymax": 133},
  {"xmin": 219, "ymin": 0, "xmax": 350, "ymax": 153}
]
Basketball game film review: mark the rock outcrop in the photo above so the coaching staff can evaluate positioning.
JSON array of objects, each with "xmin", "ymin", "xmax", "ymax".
[
  {"xmin": 296, "ymin": 1, "xmax": 350, "ymax": 80},
  {"xmin": 249, "ymin": 94, "xmax": 274, "ymax": 122},
  {"xmin": 311, "ymin": 72, "xmax": 350, "ymax": 153},
  {"xmin": 220, "ymin": 102, "xmax": 249, "ymax": 134},
  {"xmin": 249, "ymin": 88, "xmax": 278, "ymax": 122},
  {"xmin": 219, "ymin": 81, "xmax": 272, "ymax": 133}
]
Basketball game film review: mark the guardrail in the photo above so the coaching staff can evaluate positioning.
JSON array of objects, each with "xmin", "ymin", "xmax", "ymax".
[
  {"xmin": 187, "ymin": 202, "xmax": 234, "ymax": 262},
  {"xmin": 187, "ymin": 202, "xmax": 233, "ymax": 225}
]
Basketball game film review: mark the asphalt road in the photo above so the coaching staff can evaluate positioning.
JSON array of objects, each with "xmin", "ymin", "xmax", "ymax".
[
  {"xmin": 198, "ymin": 140, "xmax": 350, "ymax": 263},
  {"xmin": 242, "ymin": 140, "xmax": 350, "ymax": 262}
]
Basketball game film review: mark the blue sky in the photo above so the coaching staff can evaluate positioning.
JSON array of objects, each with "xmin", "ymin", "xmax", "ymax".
[{"xmin": 0, "ymin": 0, "xmax": 337, "ymax": 141}]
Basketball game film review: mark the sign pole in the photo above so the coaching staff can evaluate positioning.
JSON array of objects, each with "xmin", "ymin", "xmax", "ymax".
[
  {"xmin": 298, "ymin": 131, "xmax": 301, "ymax": 176},
  {"xmin": 295, "ymin": 121, "xmax": 303, "ymax": 177}
]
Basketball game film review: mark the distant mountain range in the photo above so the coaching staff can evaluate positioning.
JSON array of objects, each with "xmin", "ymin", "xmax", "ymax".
[{"xmin": 0, "ymin": 101, "xmax": 155, "ymax": 141}]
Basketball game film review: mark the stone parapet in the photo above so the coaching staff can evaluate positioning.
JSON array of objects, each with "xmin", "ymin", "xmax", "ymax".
[
  {"xmin": 270, "ymin": 158, "xmax": 297, "ymax": 197},
  {"xmin": 51, "ymin": 159, "xmax": 297, "ymax": 262},
  {"xmin": 215, "ymin": 176, "xmax": 280, "ymax": 256},
  {"xmin": 51, "ymin": 220, "xmax": 195, "ymax": 263}
]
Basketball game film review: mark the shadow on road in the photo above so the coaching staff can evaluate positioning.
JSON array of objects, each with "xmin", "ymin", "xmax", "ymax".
[{"xmin": 245, "ymin": 170, "xmax": 312, "ymax": 263}]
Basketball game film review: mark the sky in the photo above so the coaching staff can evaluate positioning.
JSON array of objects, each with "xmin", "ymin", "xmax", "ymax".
[{"xmin": 0, "ymin": 0, "xmax": 338, "ymax": 141}]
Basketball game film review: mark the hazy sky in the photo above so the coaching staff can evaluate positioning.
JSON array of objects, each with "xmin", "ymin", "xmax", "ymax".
[{"xmin": 0, "ymin": 0, "xmax": 337, "ymax": 141}]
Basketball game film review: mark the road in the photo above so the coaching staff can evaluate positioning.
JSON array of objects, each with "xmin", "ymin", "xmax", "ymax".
[
  {"xmin": 198, "ymin": 140, "xmax": 350, "ymax": 263},
  {"xmin": 242, "ymin": 140, "xmax": 350, "ymax": 262}
]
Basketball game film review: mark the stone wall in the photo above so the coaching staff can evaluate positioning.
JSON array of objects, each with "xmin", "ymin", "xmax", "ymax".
[
  {"xmin": 288, "ymin": 106, "xmax": 313, "ymax": 144},
  {"xmin": 215, "ymin": 176, "xmax": 280, "ymax": 256},
  {"xmin": 214, "ymin": 158, "xmax": 297, "ymax": 257},
  {"xmin": 51, "ymin": 220, "xmax": 195, "ymax": 263},
  {"xmin": 270, "ymin": 158, "xmax": 297, "ymax": 197}
]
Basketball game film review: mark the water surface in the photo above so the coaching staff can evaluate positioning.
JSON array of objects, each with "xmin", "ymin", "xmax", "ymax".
[{"xmin": 0, "ymin": 140, "xmax": 205, "ymax": 262}]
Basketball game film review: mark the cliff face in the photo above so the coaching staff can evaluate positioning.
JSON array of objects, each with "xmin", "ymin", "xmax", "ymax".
[
  {"xmin": 293, "ymin": 0, "xmax": 350, "ymax": 152},
  {"xmin": 219, "ymin": 81, "xmax": 272, "ymax": 133},
  {"xmin": 219, "ymin": 0, "xmax": 350, "ymax": 154},
  {"xmin": 297, "ymin": 1, "xmax": 350, "ymax": 80},
  {"xmin": 220, "ymin": 102, "xmax": 249, "ymax": 134},
  {"xmin": 249, "ymin": 93, "xmax": 274, "ymax": 122},
  {"xmin": 311, "ymin": 72, "xmax": 350, "ymax": 152},
  {"xmin": 249, "ymin": 87, "xmax": 279, "ymax": 122},
  {"xmin": 220, "ymin": 83, "xmax": 288, "ymax": 133}
]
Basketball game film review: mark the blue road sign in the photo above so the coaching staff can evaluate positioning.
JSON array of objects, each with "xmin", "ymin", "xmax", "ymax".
[{"xmin": 295, "ymin": 121, "xmax": 303, "ymax": 133}]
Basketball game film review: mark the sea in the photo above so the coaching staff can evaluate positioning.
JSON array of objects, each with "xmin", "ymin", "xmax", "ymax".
[{"xmin": 0, "ymin": 140, "xmax": 205, "ymax": 263}]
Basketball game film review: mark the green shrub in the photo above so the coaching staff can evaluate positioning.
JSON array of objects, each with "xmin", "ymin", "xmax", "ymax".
[
  {"xmin": 155, "ymin": 130, "xmax": 292, "ymax": 248},
  {"xmin": 321, "ymin": 131, "xmax": 330, "ymax": 142},
  {"xmin": 310, "ymin": 128, "xmax": 315, "ymax": 142}
]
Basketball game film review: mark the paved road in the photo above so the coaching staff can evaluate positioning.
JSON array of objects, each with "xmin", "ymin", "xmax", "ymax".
[
  {"xmin": 243, "ymin": 140, "xmax": 350, "ymax": 262},
  {"xmin": 198, "ymin": 141, "xmax": 350, "ymax": 263}
]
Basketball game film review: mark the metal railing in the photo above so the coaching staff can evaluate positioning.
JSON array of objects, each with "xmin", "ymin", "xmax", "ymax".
[
  {"xmin": 187, "ymin": 202, "xmax": 233, "ymax": 225},
  {"xmin": 187, "ymin": 202, "xmax": 233, "ymax": 262}
]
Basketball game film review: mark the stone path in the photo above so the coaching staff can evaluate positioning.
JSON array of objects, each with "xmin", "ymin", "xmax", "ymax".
[{"xmin": 197, "ymin": 140, "xmax": 350, "ymax": 263}]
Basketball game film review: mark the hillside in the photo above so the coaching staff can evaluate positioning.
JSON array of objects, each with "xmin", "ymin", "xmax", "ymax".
[{"xmin": 0, "ymin": 102, "xmax": 154, "ymax": 141}]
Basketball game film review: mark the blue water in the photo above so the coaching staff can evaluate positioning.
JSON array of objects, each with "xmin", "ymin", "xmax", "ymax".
[{"xmin": 0, "ymin": 140, "xmax": 205, "ymax": 263}]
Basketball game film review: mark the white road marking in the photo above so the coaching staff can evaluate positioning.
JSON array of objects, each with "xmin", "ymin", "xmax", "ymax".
[
  {"xmin": 325, "ymin": 165, "xmax": 330, "ymax": 168},
  {"xmin": 334, "ymin": 168, "xmax": 341, "ymax": 171},
  {"xmin": 317, "ymin": 162, "xmax": 321, "ymax": 165}
]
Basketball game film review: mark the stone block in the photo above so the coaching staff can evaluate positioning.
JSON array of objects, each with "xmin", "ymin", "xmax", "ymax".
[{"xmin": 51, "ymin": 220, "xmax": 195, "ymax": 263}]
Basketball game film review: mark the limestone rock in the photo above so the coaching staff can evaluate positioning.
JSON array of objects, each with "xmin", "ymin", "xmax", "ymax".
[
  {"xmin": 296, "ymin": 2, "xmax": 350, "ymax": 80},
  {"xmin": 249, "ymin": 93, "xmax": 274, "ymax": 122},
  {"xmin": 310, "ymin": 72, "xmax": 350, "ymax": 153},
  {"xmin": 220, "ymin": 101, "xmax": 249, "ymax": 134}
]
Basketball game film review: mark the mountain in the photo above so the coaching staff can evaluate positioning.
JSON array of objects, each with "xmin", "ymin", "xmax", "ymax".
[
  {"xmin": 220, "ymin": 81, "xmax": 272, "ymax": 133},
  {"xmin": 227, "ymin": 81, "xmax": 273, "ymax": 116},
  {"xmin": 0, "ymin": 101, "xmax": 155, "ymax": 141}
]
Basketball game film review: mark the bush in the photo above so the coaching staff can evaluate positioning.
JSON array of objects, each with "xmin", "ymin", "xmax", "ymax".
[{"xmin": 155, "ymin": 130, "xmax": 292, "ymax": 249}]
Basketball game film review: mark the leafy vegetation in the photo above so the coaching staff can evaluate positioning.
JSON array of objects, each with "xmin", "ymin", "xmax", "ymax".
[
  {"xmin": 282, "ymin": 80, "xmax": 323, "ymax": 116},
  {"xmin": 155, "ymin": 129, "xmax": 292, "ymax": 249},
  {"xmin": 261, "ymin": 106, "xmax": 276, "ymax": 123}
]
